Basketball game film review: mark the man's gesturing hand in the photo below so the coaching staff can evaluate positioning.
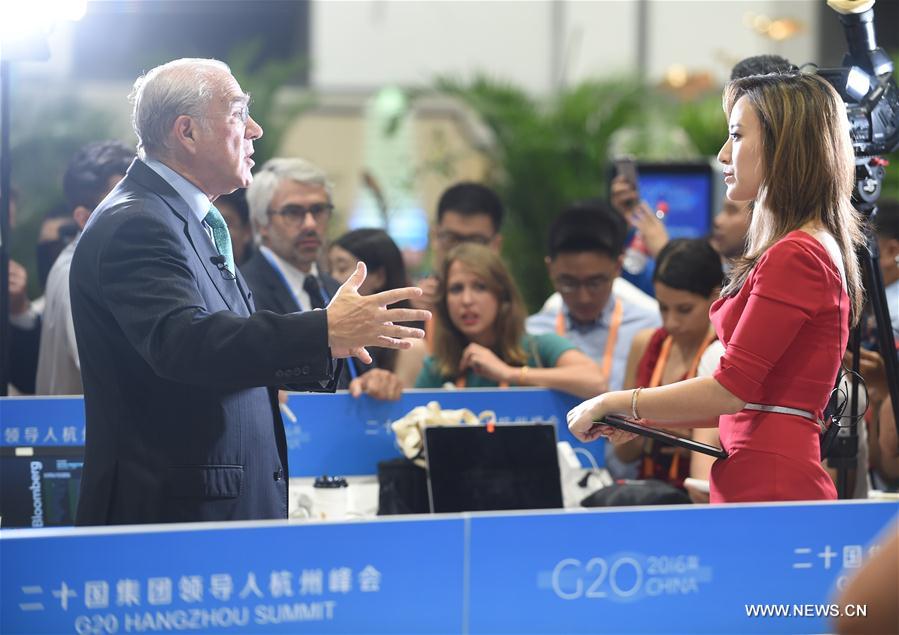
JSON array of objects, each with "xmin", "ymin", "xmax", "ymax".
[{"xmin": 327, "ymin": 262, "xmax": 431, "ymax": 364}]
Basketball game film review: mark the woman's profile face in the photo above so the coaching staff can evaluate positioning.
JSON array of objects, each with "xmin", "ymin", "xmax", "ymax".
[
  {"xmin": 654, "ymin": 282, "xmax": 714, "ymax": 343},
  {"xmin": 718, "ymin": 95, "xmax": 764, "ymax": 202},
  {"xmin": 445, "ymin": 260, "xmax": 499, "ymax": 343},
  {"xmin": 328, "ymin": 245, "xmax": 383, "ymax": 295},
  {"xmin": 328, "ymin": 245, "xmax": 358, "ymax": 284}
]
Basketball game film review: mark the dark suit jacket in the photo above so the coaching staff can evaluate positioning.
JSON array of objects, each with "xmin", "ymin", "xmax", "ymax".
[
  {"xmin": 70, "ymin": 159, "xmax": 336, "ymax": 525},
  {"xmin": 241, "ymin": 253, "xmax": 360, "ymax": 388}
]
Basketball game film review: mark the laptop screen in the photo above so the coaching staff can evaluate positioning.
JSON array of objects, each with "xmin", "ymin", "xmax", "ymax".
[
  {"xmin": 424, "ymin": 424, "xmax": 563, "ymax": 513},
  {"xmin": 0, "ymin": 447, "xmax": 84, "ymax": 528}
]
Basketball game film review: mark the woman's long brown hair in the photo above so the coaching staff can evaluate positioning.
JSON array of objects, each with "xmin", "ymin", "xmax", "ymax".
[
  {"xmin": 721, "ymin": 72, "xmax": 865, "ymax": 324},
  {"xmin": 433, "ymin": 243, "xmax": 528, "ymax": 378}
]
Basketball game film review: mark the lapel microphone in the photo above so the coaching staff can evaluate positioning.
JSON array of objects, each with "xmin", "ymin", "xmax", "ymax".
[{"xmin": 209, "ymin": 255, "xmax": 236, "ymax": 281}]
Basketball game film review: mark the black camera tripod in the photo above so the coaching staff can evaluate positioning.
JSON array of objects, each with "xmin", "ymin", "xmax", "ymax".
[{"xmin": 816, "ymin": 3, "xmax": 899, "ymax": 498}]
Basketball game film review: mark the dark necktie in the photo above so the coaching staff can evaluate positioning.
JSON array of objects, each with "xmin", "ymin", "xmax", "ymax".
[
  {"xmin": 203, "ymin": 205, "xmax": 234, "ymax": 274},
  {"xmin": 303, "ymin": 275, "xmax": 326, "ymax": 310}
]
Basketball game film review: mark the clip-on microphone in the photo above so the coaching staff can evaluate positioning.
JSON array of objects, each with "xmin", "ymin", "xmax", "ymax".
[{"xmin": 210, "ymin": 255, "xmax": 235, "ymax": 280}]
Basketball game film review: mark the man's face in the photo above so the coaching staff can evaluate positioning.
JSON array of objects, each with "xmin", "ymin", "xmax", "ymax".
[
  {"xmin": 258, "ymin": 180, "xmax": 332, "ymax": 272},
  {"xmin": 432, "ymin": 211, "xmax": 500, "ymax": 269},
  {"xmin": 878, "ymin": 235, "xmax": 899, "ymax": 285},
  {"xmin": 192, "ymin": 72, "xmax": 263, "ymax": 197},
  {"xmin": 547, "ymin": 251, "xmax": 621, "ymax": 325},
  {"xmin": 710, "ymin": 199, "xmax": 751, "ymax": 260}
]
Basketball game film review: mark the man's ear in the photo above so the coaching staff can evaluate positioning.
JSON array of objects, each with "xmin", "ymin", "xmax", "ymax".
[
  {"xmin": 491, "ymin": 233, "xmax": 503, "ymax": 253},
  {"xmin": 544, "ymin": 255, "xmax": 553, "ymax": 275},
  {"xmin": 172, "ymin": 115, "xmax": 199, "ymax": 154},
  {"xmin": 73, "ymin": 206, "xmax": 91, "ymax": 230},
  {"xmin": 255, "ymin": 220, "xmax": 270, "ymax": 245},
  {"xmin": 616, "ymin": 254, "xmax": 625, "ymax": 276}
]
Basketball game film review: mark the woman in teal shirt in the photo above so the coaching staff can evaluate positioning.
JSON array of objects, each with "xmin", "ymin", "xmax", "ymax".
[{"xmin": 415, "ymin": 244, "xmax": 604, "ymax": 398}]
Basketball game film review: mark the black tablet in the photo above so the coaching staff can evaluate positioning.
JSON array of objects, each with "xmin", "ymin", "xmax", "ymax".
[{"xmin": 596, "ymin": 415, "xmax": 728, "ymax": 459}]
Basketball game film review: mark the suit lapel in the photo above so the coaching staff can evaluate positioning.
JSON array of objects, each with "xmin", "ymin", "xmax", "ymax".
[
  {"xmin": 234, "ymin": 269, "xmax": 255, "ymax": 314},
  {"xmin": 128, "ymin": 160, "xmax": 249, "ymax": 317}
]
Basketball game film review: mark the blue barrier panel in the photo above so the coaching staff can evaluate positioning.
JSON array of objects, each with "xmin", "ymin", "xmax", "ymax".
[
  {"xmin": 1, "ymin": 389, "xmax": 592, "ymax": 477},
  {"xmin": 1, "ymin": 502, "xmax": 896, "ymax": 634},
  {"xmin": 467, "ymin": 501, "xmax": 899, "ymax": 634},
  {"xmin": 281, "ymin": 388, "xmax": 584, "ymax": 475},
  {"xmin": 0, "ymin": 516, "xmax": 465, "ymax": 635},
  {"xmin": 0, "ymin": 397, "xmax": 86, "ymax": 446}
]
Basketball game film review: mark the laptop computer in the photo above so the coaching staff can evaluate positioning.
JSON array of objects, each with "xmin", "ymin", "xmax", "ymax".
[
  {"xmin": 423, "ymin": 423, "xmax": 563, "ymax": 513},
  {"xmin": 0, "ymin": 446, "xmax": 84, "ymax": 528}
]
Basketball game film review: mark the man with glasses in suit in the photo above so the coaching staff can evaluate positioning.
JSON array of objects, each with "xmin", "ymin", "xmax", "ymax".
[
  {"xmin": 243, "ymin": 158, "xmax": 405, "ymax": 400},
  {"xmin": 243, "ymin": 158, "xmax": 338, "ymax": 316}
]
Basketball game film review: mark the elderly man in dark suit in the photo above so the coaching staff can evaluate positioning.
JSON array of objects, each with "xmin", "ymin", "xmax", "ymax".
[{"xmin": 70, "ymin": 58, "xmax": 428, "ymax": 525}]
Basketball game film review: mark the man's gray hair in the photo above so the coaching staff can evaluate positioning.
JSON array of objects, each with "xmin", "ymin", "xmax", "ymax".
[
  {"xmin": 130, "ymin": 58, "xmax": 231, "ymax": 161},
  {"xmin": 246, "ymin": 158, "xmax": 334, "ymax": 235}
]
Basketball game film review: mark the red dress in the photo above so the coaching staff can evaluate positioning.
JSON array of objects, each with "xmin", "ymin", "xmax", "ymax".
[{"xmin": 709, "ymin": 231, "xmax": 845, "ymax": 502}]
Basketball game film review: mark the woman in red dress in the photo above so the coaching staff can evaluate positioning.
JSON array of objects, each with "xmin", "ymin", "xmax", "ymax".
[{"xmin": 568, "ymin": 72, "xmax": 866, "ymax": 503}]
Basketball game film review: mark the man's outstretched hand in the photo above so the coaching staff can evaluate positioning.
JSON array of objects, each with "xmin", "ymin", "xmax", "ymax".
[{"xmin": 327, "ymin": 262, "xmax": 431, "ymax": 364}]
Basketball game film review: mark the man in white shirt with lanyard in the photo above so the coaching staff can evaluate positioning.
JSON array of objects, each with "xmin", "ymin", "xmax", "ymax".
[
  {"xmin": 527, "ymin": 201, "xmax": 660, "ymax": 478},
  {"xmin": 35, "ymin": 141, "xmax": 134, "ymax": 395}
]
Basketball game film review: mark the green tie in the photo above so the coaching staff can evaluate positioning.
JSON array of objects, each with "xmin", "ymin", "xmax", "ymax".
[{"xmin": 204, "ymin": 205, "xmax": 234, "ymax": 274}]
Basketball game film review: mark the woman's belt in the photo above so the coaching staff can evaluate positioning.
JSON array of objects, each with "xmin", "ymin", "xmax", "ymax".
[{"xmin": 743, "ymin": 403, "xmax": 824, "ymax": 428}]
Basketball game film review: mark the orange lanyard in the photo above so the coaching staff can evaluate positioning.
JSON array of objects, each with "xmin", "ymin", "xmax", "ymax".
[
  {"xmin": 454, "ymin": 375, "xmax": 508, "ymax": 389},
  {"xmin": 648, "ymin": 328, "xmax": 716, "ymax": 387},
  {"xmin": 556, "ymin": 298, "xmax": 623, "ymax": 380},
  {"xmin": 643, "ymin": 327, "xmax": 715, "ymax": 483}
]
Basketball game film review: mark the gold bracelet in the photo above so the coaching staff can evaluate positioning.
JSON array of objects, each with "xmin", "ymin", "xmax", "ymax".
[
  {"xmin": 631, "ymin": 387, "xmax": 643, "ymax": 421},
  {"xmin": 518, "ymin": 365, "xmax": 529, "ymax": 385}
]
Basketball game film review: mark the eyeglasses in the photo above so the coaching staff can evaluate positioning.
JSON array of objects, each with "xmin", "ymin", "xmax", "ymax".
[
  {"xmin": 233, "ymin": 103, "xmax": 250, "ymax": 125},
  {"xmin": 268, "ymin": 203, "xmax": 334, "ymax": 225},
  {"xmin": 436, "ymin": 230, "xmax": 494, "ymax": 248},
  {"xmin": 202, "ymin": 103, "xmax": 250, "ymax": 125},
  {"xmin": 553, "ymin": 275, "xmax": 613, "ymax": 295}
]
